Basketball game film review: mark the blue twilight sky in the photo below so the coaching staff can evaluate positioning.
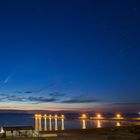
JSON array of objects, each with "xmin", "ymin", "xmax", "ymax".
[{"xmin": 0, "ymin": 0, "xmax": 140, "ymax": 112}]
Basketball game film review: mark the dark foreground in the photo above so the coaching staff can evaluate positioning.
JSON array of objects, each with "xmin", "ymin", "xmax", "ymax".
[{"xmin": 1, "ymin": 125, "xmax": 140, "ymax": 140}]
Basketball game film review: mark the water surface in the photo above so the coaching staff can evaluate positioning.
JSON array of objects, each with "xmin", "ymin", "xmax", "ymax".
[{"xmin": 0, "ymin": 114, "xmax": 140, "ymax": 131}]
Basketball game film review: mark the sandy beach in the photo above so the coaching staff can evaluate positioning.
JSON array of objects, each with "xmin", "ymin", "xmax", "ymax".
[{"xmin": 1, "ymin": 125, "xmax": 140, "ymax": 140}]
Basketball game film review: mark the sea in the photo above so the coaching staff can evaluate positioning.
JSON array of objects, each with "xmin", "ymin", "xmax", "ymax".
[{"xmin": 0, "ymin": 113, "xmax": 139, "ymax": 131}]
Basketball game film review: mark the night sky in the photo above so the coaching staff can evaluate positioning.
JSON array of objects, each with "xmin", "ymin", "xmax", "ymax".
[{"xmin": 0, "ymin": 0, "xmax": 140, "ymax": 112}]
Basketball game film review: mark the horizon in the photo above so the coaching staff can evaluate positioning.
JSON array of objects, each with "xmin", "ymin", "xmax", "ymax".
[{"xmin": 0, "ymin": 0, "xmax": 140, "ymax": 112}]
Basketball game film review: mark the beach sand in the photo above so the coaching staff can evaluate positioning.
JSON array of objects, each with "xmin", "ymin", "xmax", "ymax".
[{"xmin": 1, "ymin": 125, "xmax": 140, "ymax": 140}]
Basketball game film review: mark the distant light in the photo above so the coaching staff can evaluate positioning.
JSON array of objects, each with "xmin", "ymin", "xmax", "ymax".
[
  {"xmin": 116, "ymin": 114, "xmax": 122, "ymax": 119},
  {"xmin": 0, "ymin": 127, "xmax": 4, "ymax": 133},
  {"xmin": 81, "ymin": 114, "xmax": 87, "ymax": 119},
  {"xmin": 44, "ymin": 114, "xmax": 47, "ymax": 118},
  {"xmin": 97, "ymin": 113, "xmax": 102, "ymax": 119}
]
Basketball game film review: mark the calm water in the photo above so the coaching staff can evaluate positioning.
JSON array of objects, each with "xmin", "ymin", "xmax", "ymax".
[{"xmin": 0, "ymin": 114, "xmax": 140, "ymax": 131}]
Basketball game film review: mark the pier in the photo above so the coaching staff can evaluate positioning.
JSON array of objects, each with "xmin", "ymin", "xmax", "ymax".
[{"xmin": 34, "ymin": 114, "xmax": 65, "ymax": 132}]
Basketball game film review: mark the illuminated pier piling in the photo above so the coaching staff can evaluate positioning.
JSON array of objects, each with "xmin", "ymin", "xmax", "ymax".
[
  {"xmin": 38, "ymin": 114, "xmax": 42, "ymax": 131},
  {"xmin": 35, "ymin": 114, "xmax": 39, "ymax": 131},
  {"xmin": 34, "ymin": 114, "xmax": 65, "ymax": 131},
  {"xmin": 49, "ymin": 115, "xmax": 52, "ymax": 131},
  {"xmin": 54, "ymin": 114, "xmax": 58, "ymax": 131},
  {"xmin": 61, "ymin": 115, "xmax": 65, "ymax": 130},
  {"xmin": 44, "ymin": 114, "xmax": 47, "ymax": 131}
]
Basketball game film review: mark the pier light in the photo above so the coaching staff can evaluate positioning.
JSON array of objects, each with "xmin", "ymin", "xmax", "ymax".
[
  {"xmin": 61, "ymin": 115, "xmax": 65, "ymax": 119},
  {"xmin": 49, "ymin": 114, "xmax": 52, "ymax": 118},
  {"xmin": 139, "ymin": 112, "xmax": 140, "ymax": 117},
  {"xmin": 97, "ymin": 113, "xmax": 102, "ymax": 119},
  {"xmin": 81, "ymin": 114, "xmax": 87, "ymax": 119},
  {"xmin": 38, "ymin": 114, "xmax": 42, "ymax": 118},
  {"xmin": 54, "ymin": 114, "xmax": 58, "ymax": 118},
  {"xmin": 44, "ymin": 114, "xmax": 47, "ymax": 118}
]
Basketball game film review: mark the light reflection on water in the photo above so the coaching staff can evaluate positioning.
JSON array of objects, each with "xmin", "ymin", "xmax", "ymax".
[
  {"xmin": 116, "ymin": 121, "xmax": 121, "ymax": 127},
  {"xmin": 34, "ymin": 117, "xmax": 140, "ymax": 131},
  {"xmin": 61, "ymin": 118, "xmax": 64, "ymax": 130},
  {"xmin": 97, "ymin": 120, "xmax": 101, "ymax": 128},
  {"xmin": 0, "ymin": 114, "xmax": 139, "ymax": 130},
  {"xmin": 82, "ymin": 119, "xmax": 86, "ymax": 129}
]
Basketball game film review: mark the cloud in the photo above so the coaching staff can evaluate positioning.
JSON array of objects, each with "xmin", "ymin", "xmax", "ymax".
[
  {"xmin": 49, "ymin": 92, "xmax": 65, "ymax": 97},
  {"xmin": 4, "ymin": 75, "xmax": 11, "ymax": 84},
  {"xmin": 14, "ymin": 90, "xmax": 32, "ymax": 94},
  {"xmin": 0, "ymin": 94, "xmax": 57, "ymax": 103},
  {"xmin": 34, "ymin": 83, "xmax": 58, "ymax": 93},
  {"xmin": 24, "ymin": 91, "xmax": 32, "ymax": 94},
  {"xmin": 0, "ymin": 93, "xmax": 101, "ymax": 105},
  {"xmin": 14, "ymin": 83, "xmax": 58, "ymax": 94},
  {"xmin": 0, "ymin": 94, "xmax": 25, "ymax": 102},
  {"xmin": 6, "ymin": 95, "xmax": 25, "ymax": 102},
  {"xmin": 15, "ymin": 91, "xmax": 22, "ymax": 94},
  {"xmin": 3, "ymin": 70, "xmax": 16, "ymax": 84},
  {"xmin": 27, "ymin": 96, "xmax": 57, "ymax": 103},
  {"xmin": 61, "ymin": 96, "xmax": 100, "ymax": 103},
  {"xmin": 111, "ymin": 102, "xmax": 140, "ymax": 106}
]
